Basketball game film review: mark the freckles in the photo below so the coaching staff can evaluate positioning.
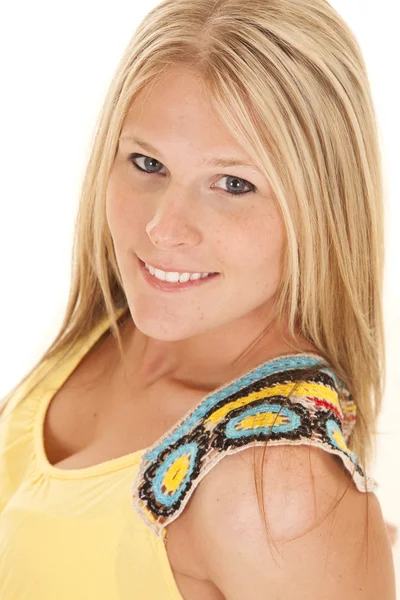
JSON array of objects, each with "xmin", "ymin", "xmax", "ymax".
[
  {"xmin": 197, "ymin": 305, "xmax": 205, "ymax": 321},
  {"xmin": 109, "ymin": 185, "xmax": 135, "ymax": 222}
]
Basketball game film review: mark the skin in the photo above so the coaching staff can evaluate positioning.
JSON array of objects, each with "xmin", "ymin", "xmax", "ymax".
[
  {"xmin": 106, "ymin": 65, "xmax": 312, "ymax": 389},
  {"xmin": 194, "ymin": 445, "xmax": 397, "ymax": 599}
]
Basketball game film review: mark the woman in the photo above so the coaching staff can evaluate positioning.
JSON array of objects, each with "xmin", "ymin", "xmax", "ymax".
[{"xmin": 0, "ymin": 0, "xmax": 396, "ymax": 598}]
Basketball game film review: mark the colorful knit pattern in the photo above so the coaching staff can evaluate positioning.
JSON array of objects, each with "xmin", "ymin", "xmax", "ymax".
[{"xmin": 131, "ymin": 353, "xmax": 377, "ymax": 538}]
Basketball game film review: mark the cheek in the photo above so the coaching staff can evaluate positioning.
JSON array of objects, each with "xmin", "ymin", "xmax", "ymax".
[
  {"xmin": 106, "ymin": 176, "xmax": 135, "ymax": 241},
  {"xmin": 229, "ymin": 209, "xmax": 285, "ymax": 273}
]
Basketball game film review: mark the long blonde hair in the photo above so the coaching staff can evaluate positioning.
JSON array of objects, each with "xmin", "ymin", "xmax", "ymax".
[{"xmin": 2, "ymin": 0, "xmax": 385, "ymax": 544}]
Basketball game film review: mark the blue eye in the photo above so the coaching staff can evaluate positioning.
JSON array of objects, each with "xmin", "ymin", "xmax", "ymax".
[{"xmin": 128, "ymin": 153, "xmax": 256, "ymax": 197}]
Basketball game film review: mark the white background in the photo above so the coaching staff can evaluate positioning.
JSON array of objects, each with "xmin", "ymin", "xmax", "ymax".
[{"xmin": 0, "ymin": 0, "xmax": 399, "ymax": 590}]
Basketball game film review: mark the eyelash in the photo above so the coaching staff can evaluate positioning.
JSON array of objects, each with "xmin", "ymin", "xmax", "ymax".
[{"xmin": 128, "ymin": 153, "xmax": 256, "ymax": 197}]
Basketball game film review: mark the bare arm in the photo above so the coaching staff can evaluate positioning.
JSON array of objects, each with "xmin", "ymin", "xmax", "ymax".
[{"xmin": 190, "ymin": 445, "xmax": 396, "ymax": 599}]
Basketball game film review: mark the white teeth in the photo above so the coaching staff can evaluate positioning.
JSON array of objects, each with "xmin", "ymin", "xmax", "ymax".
[
  {"xmin": 164, "ymin": 271, "xmax": 180, "ymax": 283},
  {"xmin": 145, "ymin": 263, "xmax": 211, "ymax": 284},
  {"xmin": 154, "ymin": 268, "xmax": 166, "ymax": 281}
]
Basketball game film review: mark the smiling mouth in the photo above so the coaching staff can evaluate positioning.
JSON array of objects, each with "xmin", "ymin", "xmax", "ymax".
[
  {"xmin": 138, "ymin": 256, "xmax": 219, "ymax": 277},
  {"xmin": 137, "ymin": 255, "xmax": 220, "ymax": 291}
]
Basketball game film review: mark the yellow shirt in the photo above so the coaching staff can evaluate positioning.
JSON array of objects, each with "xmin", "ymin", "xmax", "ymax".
[{"xmin": 0, "ymin": 308, "xmax": 377, "ymax": 599}]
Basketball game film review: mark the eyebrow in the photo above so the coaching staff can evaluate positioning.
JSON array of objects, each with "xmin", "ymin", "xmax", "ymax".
[{"xmin": 119, "ymin": 135, "xmax": 256, "ymax": 169}]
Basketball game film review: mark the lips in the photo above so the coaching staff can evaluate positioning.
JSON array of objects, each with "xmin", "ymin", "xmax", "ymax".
[
  {"xmin": 137, "ymin": 255, "xmax": 218, "ymax": 276},
  {"xmin": 137, "ymin": 254, "xmax": 220, "ymax": 292}
]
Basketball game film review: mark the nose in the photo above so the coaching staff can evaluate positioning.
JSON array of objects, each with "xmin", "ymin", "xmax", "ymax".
[{"xmin": 145, "ymin": 188, "xmax": 202, "ymax": 249}]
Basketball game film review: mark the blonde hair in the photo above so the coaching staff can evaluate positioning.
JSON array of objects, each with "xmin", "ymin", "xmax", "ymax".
[{"xmin": 2, "ymin": 0, "xmax": 385, "ymax": 546}]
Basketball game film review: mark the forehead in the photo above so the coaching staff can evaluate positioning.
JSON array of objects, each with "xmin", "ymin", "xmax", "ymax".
[{"xmin": 122, "ymin": 66, "xmax": 245, "ymax": 156}]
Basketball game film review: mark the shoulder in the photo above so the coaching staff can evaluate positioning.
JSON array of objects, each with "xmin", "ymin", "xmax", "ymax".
[
  {"xmin": 132, "ymin": 357, "xmax": 376, "ymax": 535},
  {"xmin": 188, "ymin": 444, "xmax": 396, "ymax": 600}
]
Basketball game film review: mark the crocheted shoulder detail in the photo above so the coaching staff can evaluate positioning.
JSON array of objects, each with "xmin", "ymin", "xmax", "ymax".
[{"xmin": 131, "ymin": 353, "xmax": 377, "ymax": 538}]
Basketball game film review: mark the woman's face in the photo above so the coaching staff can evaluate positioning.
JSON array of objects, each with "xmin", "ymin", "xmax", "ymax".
[{"xmin": 106, "ymin": 66, "xmax": 285, "ymax": 343}]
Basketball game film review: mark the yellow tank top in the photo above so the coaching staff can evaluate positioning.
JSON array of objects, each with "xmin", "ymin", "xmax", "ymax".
[{"xmin": 0, "ymin": 307, "xmax": 377, "ymax": 599}]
